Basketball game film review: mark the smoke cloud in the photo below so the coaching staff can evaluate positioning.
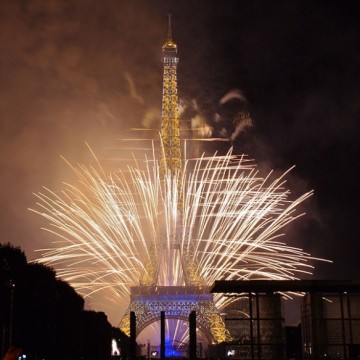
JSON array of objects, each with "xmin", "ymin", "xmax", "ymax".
[{"xmin": 1, "ymin": 0, "xmax": 359, "ymax": 323}]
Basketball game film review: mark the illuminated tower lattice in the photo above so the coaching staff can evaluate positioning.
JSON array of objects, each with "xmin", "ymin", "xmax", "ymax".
[
  {"xmin": 119, "ymin": 16, "xmax": 230, "ymax": 345},
  {"xmin": 160, "ymin": 14, "xmax": 182, "ymax": 178}
]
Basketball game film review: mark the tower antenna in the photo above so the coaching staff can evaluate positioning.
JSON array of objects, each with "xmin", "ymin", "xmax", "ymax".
[{"xmin": 167, "ymin": 13, "xmax": 172, "ymax": 41}]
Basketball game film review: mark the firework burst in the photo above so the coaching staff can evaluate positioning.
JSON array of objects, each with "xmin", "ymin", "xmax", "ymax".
[{"xmin": 31, "ymin": 142, "xmax": 324, "ymax": 321}]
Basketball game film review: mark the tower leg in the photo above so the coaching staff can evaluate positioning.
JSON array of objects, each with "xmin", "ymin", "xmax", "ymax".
[
  {"xmin": 130, "ymin": 311, "xmax": 136, "ymax": 360},
  {"xmin": 160, "ymin": 311, "xmax": 165, "ymax": 360},
  {"xmin": 189, "ymin": 311, "xmax": 197, "ymax": 360}
]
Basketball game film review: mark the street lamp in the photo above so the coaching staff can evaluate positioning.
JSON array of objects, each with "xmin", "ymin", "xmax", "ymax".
[{"xmin": 8, "ymin": 280, "xmax": 15, "ymax": 347}]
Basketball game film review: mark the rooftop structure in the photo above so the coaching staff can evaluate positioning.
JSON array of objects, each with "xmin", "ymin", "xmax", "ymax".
[{"xmin": 211, "ymin": 279, "xmax": 360, "ymax": 294}]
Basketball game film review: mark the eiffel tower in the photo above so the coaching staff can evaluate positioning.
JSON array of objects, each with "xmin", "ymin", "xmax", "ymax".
[{"xmin": 119, "ymin": 15, "xmax": 230, "ymax": 345}]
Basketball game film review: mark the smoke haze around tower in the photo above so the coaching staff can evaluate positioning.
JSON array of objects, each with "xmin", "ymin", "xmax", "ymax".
[{"xmin": 0, "ymin": 0, "xmax": 359, "ymax": 325}]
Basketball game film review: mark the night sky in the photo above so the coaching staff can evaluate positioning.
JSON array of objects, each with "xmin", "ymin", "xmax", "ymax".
[{"xmin": 1, "ymin": 0, "xmax": 359, "ymax": 299}]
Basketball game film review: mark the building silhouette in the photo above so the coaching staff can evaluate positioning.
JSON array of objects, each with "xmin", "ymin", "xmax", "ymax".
[{"xmin": 211, "ymin": 280, "xmax": 360, "ymax": 360}]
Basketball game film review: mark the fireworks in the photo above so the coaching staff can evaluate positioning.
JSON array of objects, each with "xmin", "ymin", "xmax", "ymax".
[{"xmin": 31, "ymin": 142, "xmax": 324, "ymax": 320}]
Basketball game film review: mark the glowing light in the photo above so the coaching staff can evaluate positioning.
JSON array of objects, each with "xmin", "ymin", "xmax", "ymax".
[
  {"xmin": 31, "ymin": 143, "xmax": 325, "ymax": 318},
  {"xmin": 111, "ymin": 339, "xmax": 120, "ymax": 356}
]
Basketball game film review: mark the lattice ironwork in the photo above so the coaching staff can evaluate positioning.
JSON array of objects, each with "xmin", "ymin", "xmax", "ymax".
[
  {"xmin": 119, "ymin": 286, "xmax": 231, "ymax": 343},
  {"xmin": 160, "ymin": 15, "xmax": 182, "ymax": 178},
  {"xmin": 118, "ymin": 16, "xmax": 231, "ymax": 345}
]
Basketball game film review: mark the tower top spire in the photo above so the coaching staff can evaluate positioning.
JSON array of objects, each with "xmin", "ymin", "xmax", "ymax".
[
  {"xmin": 160, "ymin": 13, "xmax": 181, "ymax": 184},
  {"xmin": 167, "ymin": 13, "xmax": 172, "ymax": 41},
  {"xmin": 162, "ymin": 14, "xmax": 177, "ymax": 52}
]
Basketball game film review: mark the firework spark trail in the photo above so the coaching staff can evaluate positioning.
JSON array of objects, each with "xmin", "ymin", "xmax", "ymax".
[
  {"xmin": 178, "ymin": 152, "xmax": 319, "ymax": 309},
  {"xmin": 31, "ymin": 144, "xmax": 326, "ymax": 316}
]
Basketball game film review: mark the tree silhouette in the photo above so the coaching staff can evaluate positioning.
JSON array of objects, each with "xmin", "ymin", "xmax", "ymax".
[{"xmin": 0, "ymin": 242, "xmax": 127, "ymax": 360}]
